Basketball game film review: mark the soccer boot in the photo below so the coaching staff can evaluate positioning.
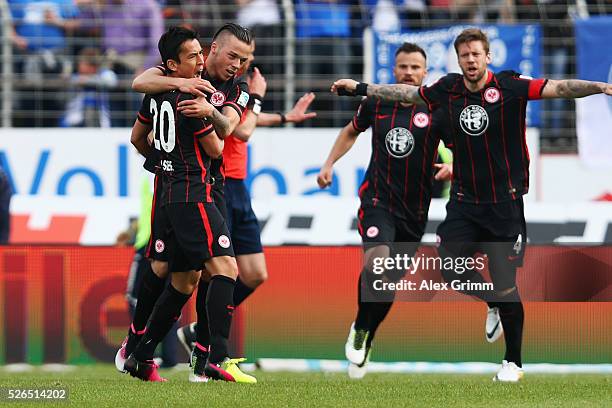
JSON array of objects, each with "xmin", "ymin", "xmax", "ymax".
[
  {"xmin": 486, "ymin": 306, "xmax": 503, "ymax": 343},
  {"xmin": 348, "ymin": 347, "xmax": 371, "ymax": 379},
  {"xmin": 493, "ymin": 360, "xmax": 524, "ymax": 382},
  {"xmin": 345, "ymin": 322, "xmax": 370, "ymax": 365},
  {"xmin": 189, "ymin": 347, "xmax": 210, "ymax": 383},
  {"xmin": 177, "ymin": 322, "xmax": 197, "ymax": 356},
  {"xmin": 123, "ymin": 354, "xmax": 167, "ymax": 382},
  {"xmin": 204, "ymin": 357, "xmax": 257, "ymax": 383}
]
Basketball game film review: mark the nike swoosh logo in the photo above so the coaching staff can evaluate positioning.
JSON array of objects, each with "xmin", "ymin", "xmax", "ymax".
[
  {"xmin": 376, "ymin": 114, "xmax": 391, "ymax": 119},
  {"xmin": 486, "ymin": 321, "xmax": 500, "ymax": 339}
]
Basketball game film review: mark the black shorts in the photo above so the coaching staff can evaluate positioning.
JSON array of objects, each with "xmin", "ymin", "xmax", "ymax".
[
  {"xmin": 164, "ymin": 202, "xmax": 234, "ymax": 272},
  {"xmin": 437, "ymin": 198, "xmax": 527, "ymax": 276},
  {"xmin": 225, "ymin": 178, "xmax": 263, "ymax": 255},
  {"xmin": 145, "ymin": 175, "xmax": 170, "ymax": 262},
  {"xmin": 357, "ymin": 205, "xmax": 423, "ymax": 250}
]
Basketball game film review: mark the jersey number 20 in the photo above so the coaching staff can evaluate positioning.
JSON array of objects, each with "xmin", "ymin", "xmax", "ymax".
[{"xmin": 150, "ymin": 99, "xmax": 176, "ymax": 153}]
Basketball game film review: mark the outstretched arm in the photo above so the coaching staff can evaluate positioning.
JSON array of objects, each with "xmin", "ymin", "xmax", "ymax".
[
  {"xmin": 541, "ymin": 79, "xmax": 612, "ymax": 99},
  {"xmin": 331, "ymin": 79, "xmax": 426, "ymax": 105},
  {"xmin": 132, "ymin": 67, "xmax": 216, "ymax": 96},
  {"xmin": 317, "ymin": 123, "xmax": 361, "ymax": 189}
]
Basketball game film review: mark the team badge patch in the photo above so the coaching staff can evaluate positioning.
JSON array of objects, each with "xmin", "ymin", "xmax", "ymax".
[
  {"xmin": 413, "ymin": 112, "xmax": 429, "ymax": 128},
  {"xmin": 484, "ymin": 87, "xmax": 500, "ymax": 103},
  {"xmin": 366, "ymin": 226, "xmax": 379, "ymax": 238},
  {"xmin": 155, "ymin": 239, "xmax": 165, "ymax": 253},
  {"xmin": 218, "ymin": 235, "xmax": 230, "ymax": 249},
  {"xmin": 385, "ymin": 127, "xmax": 415, "ymax": 158},
  {"xmin": 237, "ymin": 91, "xmax": 250, "ymax": 108},
  {"xmin": 459, "ymin": 105, "xmax": 489, "ymax": 136},
  {"xmin": 210, "ymin": 91, "xmax": 226, "ymax": 106}
]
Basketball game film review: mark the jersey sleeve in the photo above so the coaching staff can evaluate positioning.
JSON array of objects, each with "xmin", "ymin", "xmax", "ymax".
[
  {"xmin": 178, "ymin": 93, "xmax": 214, "ymax": 139},
  {"xmin": 502, "ymin": 70, "xmax": 548, "ymax": 100},
  {"xmin": 352, "ymin": 97, "xmax": 373, "ymax": 132},
  {"xmin": 223, "ymin": 79, "xmax": 250, "ymax": 117},
  {"xmin": 418, "ymin": 76, "xmax": 449, "ymax": 108},
  {"xmin": 137, "ymin": 95, "xmax": 153, "ymax": 126}
]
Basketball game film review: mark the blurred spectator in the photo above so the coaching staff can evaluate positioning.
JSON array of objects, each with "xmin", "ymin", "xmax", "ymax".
[
  {"xmin": 361, "ymin": 0, "xmax": 401, "ymax": 32},
  {"xmin": 99, "ymin": 0, "xmax": 163, "ymax": 126},
  {"xmin": 70, "ymin": 0, "xmax": 104, "ymax": 55},
  {"xmin": 60, "ymin": 47, "xmax": 118, "ymax": 127},
  {"xmin": 427, "ymin": 0, "xmax": 453, "ymax": 26},
  {"xmin": 167, "ymin": 0, "xmax": 233, "ymax": 40},
  {"xmin": 236, "ymin": 0, "xmax": 283, "ymax": 111},
  {"xmin": 295, "ymin": 0, "xmax": 353, "ymax": 126},
  {"xmin": 0, "ymin": 166, "xmax": 12, "ymax": 244},
  {"xmin": 8, "ymin": 0, "xmax": 79, "ymax": 126}
]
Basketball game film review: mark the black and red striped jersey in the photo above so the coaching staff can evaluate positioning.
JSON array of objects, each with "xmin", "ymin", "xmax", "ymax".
[
  {"xmin": 137, "ymin": 91, "xmax": 216, "ymax": 203},
  {"xmin": 419, "ymin": 70, "xmax": 547, "ymax": 204},
  {"xmin": 152, "ymin": 65, "xmax": 249, "ymax": 187},
  {"xmin": 352, "ymin": 97, "xmax": 445, "ymax": 224}
]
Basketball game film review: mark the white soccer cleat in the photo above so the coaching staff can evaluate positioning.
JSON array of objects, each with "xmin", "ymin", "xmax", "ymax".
[
  {"xmin": 345, "ymin": 322, "xmax": 370, "ymax": 365},
  {"xmin": 115, "ymin": 336, "xmax": 128, "ymax": 373},
  {"xmin": 493, "ymin": 360, "xmax": 524, "ymax": 382},
  {"xmin": 188, "ymin": 371, "xmax": 210, "ymax": 383},
  {"xmin": 347, "ymin": 348, "xmax": 371, "ymax": 380},
  {"xmin": 486, "ymin": 306, "xmax": 503, "ymax": 343}
]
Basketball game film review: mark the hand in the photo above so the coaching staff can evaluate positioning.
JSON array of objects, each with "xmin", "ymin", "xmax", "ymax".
[
  {"xmin": 317, "ymin": 165, "xmax": 333, "ymax": 189},
  {"xmin": 12, "ymin": 33, "xmax": 28, "ymax": 50},
  {"xmin": 285, "ymin": 92, "xmax": 317, "ymax": 123},
  {"xmin": 247, "ymin": 67, "xmax": 267, "ymax": 96},
  {"xmin": 331, "ymin": 79, "xmax": 358, "ymax": 94},
  {"xmin": 177, "ymin": 96, "xmax": 214, "ymax": 118},
  {"xmin": 434, "ymin": 163, "xmax": 452, "ymax": 181},
  {"xmin": 179, "ymin": 78, "xmax": 216, "ymax": 98},
  {"xmin": 604, "ymin": 83, "xmax": 612, "ymax": 96}
]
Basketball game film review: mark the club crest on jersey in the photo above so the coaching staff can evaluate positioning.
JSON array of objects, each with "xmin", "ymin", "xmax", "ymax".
[
  {"xmin": 218, "ymin": 235, "xmax": 230, "ymax": 249},
  {"xmin": 459, "ymin": 105, "xmax": 489, "ymax": 136},
  {"xmin": 366, "ymin": 226, "xmax": 379, "ymax": 238},
  {"xmin": 484, "ymin": 87, "xmax": 500, "ymax": 103},
  {"xmin": 155, "ymin": 239, "xmax": 165, "ymax": 253},
  {"xmin": 385, "ymin": 127, "xmax": 415, "ymax": 158},
  {"xmin": 413, "ymin": 112, "xmax": 429, "ymax": 128},
  {"xmin": 210, "ymin": 91, "xmax": 226, "ymax": 106}
]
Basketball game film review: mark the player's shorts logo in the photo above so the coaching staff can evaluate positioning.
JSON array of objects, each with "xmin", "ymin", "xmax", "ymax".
[
  {"xmin": 154, "ymin": 239, "xmax": 165, "ymax": 253},
  {"xmin": 385, "ymin": 127, "xmax": 415, "ymax": 158},
  {"xmin": 210, "ymin": 91, "xmax": 226, "ymax": 106},
  {"xmin": 459, "ymin": 105, "xmax": 489, "ymax": 136},
  {"xmin": 484, "ymin": 87, "xmax": 500, "ymax": 103},
  {"xmin": 218, "ymin": 235, "xmax": 230, "ymax": 249},
  {"xmin": 366, "ymin": 226, "xmax": 379, "ymax": 238},
  {"xmin": 413, "ymin": 112, "xmax": 429, "ymax": 128}
]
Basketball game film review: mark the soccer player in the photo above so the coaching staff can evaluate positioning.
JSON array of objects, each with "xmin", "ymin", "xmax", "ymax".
[
  {"xmin": 332, "ymin": 28, "xmax": 612, "ymax": 382},
  {"xmin": 319, "ymin": 43, "xmax": 451, "ymax": 378},
  {"xmin": 121, "ymin": 25, "xmax": 256, "ymax": 383},
  {"xmin": 175, "ymin": 39, "xmax": 318, "ymax": 362}
]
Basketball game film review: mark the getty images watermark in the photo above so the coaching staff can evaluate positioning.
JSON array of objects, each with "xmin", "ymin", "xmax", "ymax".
[{"xmin": 370, "ymin": 252, "xmax": 492, "ymax": 292}]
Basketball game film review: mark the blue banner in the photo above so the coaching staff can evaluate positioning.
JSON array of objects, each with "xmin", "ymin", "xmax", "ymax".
[{"xmin": 373, "ymin": 24, "xmax": 542, "ymax": 126}]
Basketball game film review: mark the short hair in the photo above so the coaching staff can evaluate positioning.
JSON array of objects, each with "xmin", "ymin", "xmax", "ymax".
[
  {"xmin": 454, "ymin": 28, "xmax": 490, "ymax": 54},
  {"xmin": 212, "ymin": 23, "xmax": 252, "ymax": 46},
  {"xmin": 395, "ymin": 43, "xmax": 427, "ymax": 61},
  {"xmin": 158, "ymin": 26, "xmax": 199, "ymax": 66}
]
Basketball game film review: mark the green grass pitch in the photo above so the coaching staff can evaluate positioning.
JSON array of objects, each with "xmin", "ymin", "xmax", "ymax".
[{"xmin": 0, "ymin": 364, "xmax": 610, "ymax": 407}]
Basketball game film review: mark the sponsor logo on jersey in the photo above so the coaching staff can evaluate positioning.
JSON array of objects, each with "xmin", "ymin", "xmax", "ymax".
[
  {"xmin": 385, "ymin": 127, "xmax": 415, "ymax": 158},
  {"xmin": 413, "ymin": 112, "xmax": 429, "ymax": 128},
  {"xmin": 459, "ymin": 105, "xmax": 489, "ymax": 136},
  {"xmin": 366, "ymin": 226, "xmax": 379, "ymax": 238},
  {"xmin": 237, "ymin": 91, "xmax": 250, "ymax": 108},
  {"xmin": 210, "ymin": 91, "xmax": 226, "ymax": 106},
  {"xmin": 155, "ymin": 239, "xmax": 165, "ymax": 253},
  {"xmin": 218, "ymin": 235, "xmax": 230, "ymax": 249},
  {"xmin": 484, "ymin": 87, "xmax": 500, "ymax": 103}
]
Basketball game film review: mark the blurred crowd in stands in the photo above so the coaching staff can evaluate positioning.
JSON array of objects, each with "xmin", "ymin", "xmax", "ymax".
[{"xmin": 2, "ymin": 0, "xmax": 611, "ymax": 151}]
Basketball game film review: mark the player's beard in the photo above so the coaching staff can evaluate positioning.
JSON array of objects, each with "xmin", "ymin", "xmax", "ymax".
[{"xmin": 464, "ymin": 66, "xmax": 486, "ymax": 84}]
